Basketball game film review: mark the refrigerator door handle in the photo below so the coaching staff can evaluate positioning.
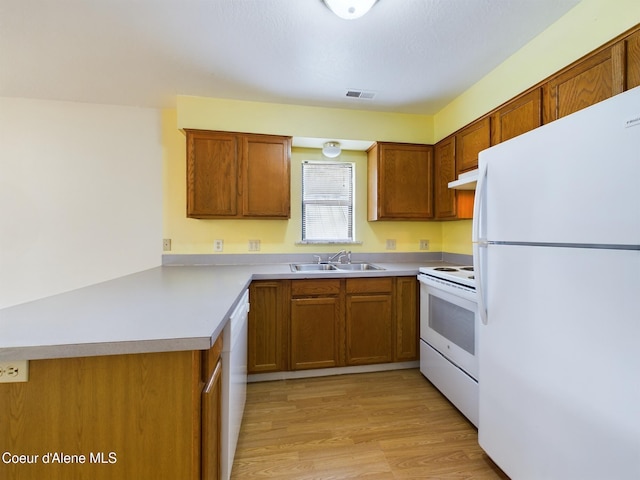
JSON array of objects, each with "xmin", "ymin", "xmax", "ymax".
[
  {"xmin": 473, "ymin": 161, "xmax": 489, "ymax": 325},
  {"xmin": 474, "ymin": 241, "xmax": 489, "ymax": 325},
  {"xmin": 472, "ymin": 161, "xmax": 488, "ymax": 243}
]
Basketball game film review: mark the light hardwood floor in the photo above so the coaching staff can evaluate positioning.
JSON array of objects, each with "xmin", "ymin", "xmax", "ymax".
[{"xmin": 231, "ymin": 368, "xmax": 509, "ymax": 479}]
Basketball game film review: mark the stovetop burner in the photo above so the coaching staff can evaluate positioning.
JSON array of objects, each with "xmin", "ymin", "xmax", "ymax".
[{"xmin": 419, "ymin": 265, "xmax": 476, "ymax": 289}]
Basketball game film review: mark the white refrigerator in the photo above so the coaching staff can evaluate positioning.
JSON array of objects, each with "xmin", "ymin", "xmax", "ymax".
[{"xmin": 473, "ymin": 86, "xmax": 640, "ymax": 479}]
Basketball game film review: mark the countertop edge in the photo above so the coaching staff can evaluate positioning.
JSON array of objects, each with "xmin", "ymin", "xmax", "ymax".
[{"xmin": 0, "ymin": 260, "xmax": 457, "ymax": 361}]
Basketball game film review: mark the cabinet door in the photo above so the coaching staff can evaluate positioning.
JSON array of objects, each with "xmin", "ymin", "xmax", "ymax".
[
  {"xmin": 434, "ymin": 136, "xmax": 457, "ymax": 219},
  {"xmin": 455, "ymin": 117, "xmax": 490, "ymax": 175},
  {"xmin": 368, "ymin": 142, "xmax": 433, "ymax": 220},
  {"xmin": 491, "ymin": 88, "xmax": 542, "ymax": 144},
  {"xmin": 201, "ymin": 359, "xmax": 222, "ymax": 480},
  {"xmin": 623, "ymin": 29, "xmax": 640, "ymax": 90},
  {"xmin": 248, "ymin": 281, "xmax": 287, "ymax": 373},
  {"xmin": 0, "ymin": 352, "xmax": 201, "ymax": 480},
  {"xmin": 543, "ymin": 46, "xmax": 625, "ymax": 122},
  {"xmin": 241, "ymin": 135, "xmax": 291, "ymax": 218},
  {"xmin": 395, "ymin": 277, "xmax": 419, "ymax": 362},
  {"xmin": 346, "ymin": 293, "xmax": 393, "ymax": 365},
  {"xmin": 186, "ymin": 130, "xmax": 239, "ymax": 218},
  {"xmin": 290, "ymin": 296, "xmax": 343, "ymax": 370}
]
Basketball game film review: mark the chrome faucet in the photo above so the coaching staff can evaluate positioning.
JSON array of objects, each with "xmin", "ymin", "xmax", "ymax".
[{"xmin": 328, "ymin": 250, "xmax": 349, "ymax": 264}]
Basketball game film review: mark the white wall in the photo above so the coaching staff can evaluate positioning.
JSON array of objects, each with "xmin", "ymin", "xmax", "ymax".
[{"xmin": 0, "ymin": 98, "xmax": 162, "ymax": 308}]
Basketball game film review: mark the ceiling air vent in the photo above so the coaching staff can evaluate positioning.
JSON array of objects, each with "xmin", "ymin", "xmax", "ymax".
[{"xmin": 345, "ymin": 89, "xmax": 376, "ymax": 100}]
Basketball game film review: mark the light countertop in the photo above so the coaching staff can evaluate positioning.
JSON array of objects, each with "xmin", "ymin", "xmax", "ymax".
[{"xmin": 0, "ymin": 259, "xmax": 453, "ymax": 361}]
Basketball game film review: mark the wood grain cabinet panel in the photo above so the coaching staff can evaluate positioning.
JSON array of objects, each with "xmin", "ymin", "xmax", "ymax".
[
  {"xmin": 455, "ymin": 117, "xmax": 490, "ymax": 175},
  {"xmin": 434, "ymin": 135, "xmax": 457, "ymax": 219},
  {"xmin": 290, "ymin": 279, "xmax": 343, "ymax": 370},
  {"xmin": 201, "ymin": 358, "xmax": 222, "ymax": 480},
  {"xmin": 368, "ymin": 142, "xmax": 434, "ymax": 221},
  {"xmin": 434, "ymin": 136, "xmax": 474, "ymax": 220},
  {"xmin": 345, "ymin": 278, "xmax": 393, "ymax": 366},
  {"xmin": 543, "ymin": 46, "xmax": 625, "ymax": 122},
  {"xmin": 491, "ymin": 88, "xmax": 542, "ymax": 144},
  {"xmin": 186, "ymin": 129, "xmax": 291, "ymax": 219},
  {"xmin": 248, "ymin": 280, "xmax": 287, "ymax": 373},
  {"xmin": 395, "ymin": 277, "xmax": 419, "ymax": 362},
  {"xmin": 290, "ymin": 296, "xmax": 343, "ymax": 370},
  {"xmin": 241, "ymin": 135, "xmax": 291, "ymax": 218},
  {"xmin": 622, "ymin": 29, "xmax": 640, "ymax": 89},
  {"xmin": 187, "ymin": 130, "xmax": 239, "ymax": 217},
  {"xmin": 0, "ymin": 351, "xmax": 204, "ymax": 480}
]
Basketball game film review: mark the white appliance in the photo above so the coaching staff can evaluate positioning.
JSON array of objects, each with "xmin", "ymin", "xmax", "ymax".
[
  {"xmin": 221, "ymin": 289, "xmax": 249, "ymax": 480},
  {"xmin": 473, "ymin": 87, "xmax": 640, "ymax": 480},
  {"xmin": 418, "ymin": 266, "xmax": 479, "ymax": 426}
]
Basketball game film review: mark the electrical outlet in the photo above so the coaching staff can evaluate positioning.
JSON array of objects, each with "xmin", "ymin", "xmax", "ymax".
[
  {"xmin": 419, "ymin": 239, "xmax": 430, "ymax": 250},
  {"xmin": 386, "ymin": 239, "xmax": 396, "ymax": 250},
  {"xmin": 248, "ymin": 239, "xmax": 260, "ymax": 251},
  {"xmin": 0, "ymin": 360, "xmax": 29, "ymax": 383},
  {"xmin": 214, "ymin": 239, "xmax": 224, "ymax": 252},
  {"xmin": 162, "ymin": 239, "xmax": 172, "ymax": 251}
]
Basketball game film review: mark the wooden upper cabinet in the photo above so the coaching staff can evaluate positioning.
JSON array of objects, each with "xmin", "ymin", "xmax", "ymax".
[
  {"xmin": 491, "ymin": 88, "xmax": 542, "ymax": 144},
  {"xmin": 186, "ymin": 130, "xmax": 239, "ymax": 217},
  {"xmin": 434, "ymin": 135, "xmax": 457, "ymax": 219},
  {"xmin": 543, "ymin": 45, "xmax": 625, "ymax": 123},
  {"xmin": 434, "ymin": 135, "xmax": 474, "ymax": 220},
  {"xmin": 186, "ymin": 129, "xmax": 291, "ymax": 219},
  {"xmin": 367, "ymin": 142, "xmax": 433, "ymax": 221},
  {"xmin": 622, "ymin": 29, "xmax": 640, "ymax": 90},
  {"xmin": 241, "ymin": 135, "xmax": 291, "ymax": 218},
  {"xmin": 455, "ymin": 117, "xmax": 490, "ymax": 175}
]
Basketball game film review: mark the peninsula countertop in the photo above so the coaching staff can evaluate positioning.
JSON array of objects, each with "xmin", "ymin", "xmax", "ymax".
[{"xmin": 0, "ymin": 258, "xmax": 455, "ymax": 361}]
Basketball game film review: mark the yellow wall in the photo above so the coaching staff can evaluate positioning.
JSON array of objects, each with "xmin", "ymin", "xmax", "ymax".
[
  {"xmin": 163, "ymin": 0, "xmax": 639, "ymax": 257},
  {"xmin": 435, "ymin": 0, "xmax": 640, "ymax": 139},
  {"xmin": 176, "ymin": 96, "xmax": 434, "ymax": 144},
  {"xmin": 438, "ymin": 0, "xmax": 640, "ymax": 255},
  {"xmin": 163, "ymin": 108, "xmax": 442, "ymax": 255}
]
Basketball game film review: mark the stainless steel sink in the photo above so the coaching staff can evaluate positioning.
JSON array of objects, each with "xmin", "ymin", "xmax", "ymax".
[
  {"xmin": 290, "ymin": 263, "xmax": 338, "ymax": 272},
  {"xmin": 334, "ymin": 262, "xmax": 384, "ymax": 271},
  {"xmin": 290, "ymin": 262, "xmax": 384, "ymax": 272}
]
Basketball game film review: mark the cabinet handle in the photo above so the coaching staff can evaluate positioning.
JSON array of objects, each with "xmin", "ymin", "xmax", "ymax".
[{"xmin": 203, "ymin": 359, "xmax": 222, "ymax": 394}]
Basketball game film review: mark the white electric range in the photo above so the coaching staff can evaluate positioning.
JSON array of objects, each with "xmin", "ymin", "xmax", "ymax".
[{"xmin": 417, "ymin": 265, "xmax": 479, "ymax": 426}]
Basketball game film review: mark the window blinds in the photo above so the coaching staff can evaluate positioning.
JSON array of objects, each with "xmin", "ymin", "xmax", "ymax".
[{"xmin": 301, "ymin": 162, "xmax": 354, "ymax": 242}]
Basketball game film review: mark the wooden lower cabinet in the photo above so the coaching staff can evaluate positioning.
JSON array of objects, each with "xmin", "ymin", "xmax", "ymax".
[
  {"xmin": 395, "ymin": 276, "xmax": 419, "ymax": 362},
  {"xmin": 248, "ymin": 280, "xmax": 287, "ymax": 373},
  {"xmin": 290, "ymin": 279, "xmax": 344, "ymax": 370},
  {"xmin": 345, "ymin": 278, "xmax": 394, "ymax": 365},
  {"xmin": 248, "ymin": 277, "xmax": 419, "ymax": 374},
  {"xmin": 0, "ymin": 340, "xmax": 224, "ymax": 480},
  {"xmin": 201, "ymin": 336, "xmax": 224, "ymax": 480}
]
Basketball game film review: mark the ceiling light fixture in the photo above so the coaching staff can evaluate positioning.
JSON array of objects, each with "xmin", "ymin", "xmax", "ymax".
[
  {"xmin": 322, "ymin": 141, "xmax": 342, "ymax": 158},
  {"xmin": 324, "ymin": 0, "xmax": 377, "ymax": 20}
]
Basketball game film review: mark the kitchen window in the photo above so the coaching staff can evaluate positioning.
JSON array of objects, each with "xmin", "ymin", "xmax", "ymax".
[{"xmin": 301, "ymin": 161, "xmax": 355, "ymax": 243}]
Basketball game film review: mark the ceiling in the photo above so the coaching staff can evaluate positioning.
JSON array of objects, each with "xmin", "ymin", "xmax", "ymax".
[{"xmin": 0, "ymin": 0, "xmax": 581, "ymax": 115}]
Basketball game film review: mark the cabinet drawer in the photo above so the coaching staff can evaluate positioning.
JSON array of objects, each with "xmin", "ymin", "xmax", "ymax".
[
  {"xmin": 291, "ymin": 279, "xmax": 341, "ymax": 297},
  {"xmin": 346, "ymin": 277, "xmax": 393, "ymax": 294}
]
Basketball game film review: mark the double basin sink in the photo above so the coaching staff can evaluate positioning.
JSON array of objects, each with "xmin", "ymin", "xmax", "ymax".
[{"xmin": 290, "ymin": 262, "xmax": 384, "ymax": 272}]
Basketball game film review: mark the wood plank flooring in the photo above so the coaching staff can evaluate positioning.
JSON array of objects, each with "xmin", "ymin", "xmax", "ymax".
[{"xmin": 231, "ymin": 368, "xmax": 509, "ymax": 479}]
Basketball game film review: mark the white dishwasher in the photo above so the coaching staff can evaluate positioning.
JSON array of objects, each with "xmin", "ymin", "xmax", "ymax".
[{"xmin": 221, "ymin": 289, "xmax": 249, "ymax": 480}]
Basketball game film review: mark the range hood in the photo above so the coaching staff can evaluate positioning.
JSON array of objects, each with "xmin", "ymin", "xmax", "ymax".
[{"xmin": 448, "ymin": 169, "xmax": 478, "ymax": 190}]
